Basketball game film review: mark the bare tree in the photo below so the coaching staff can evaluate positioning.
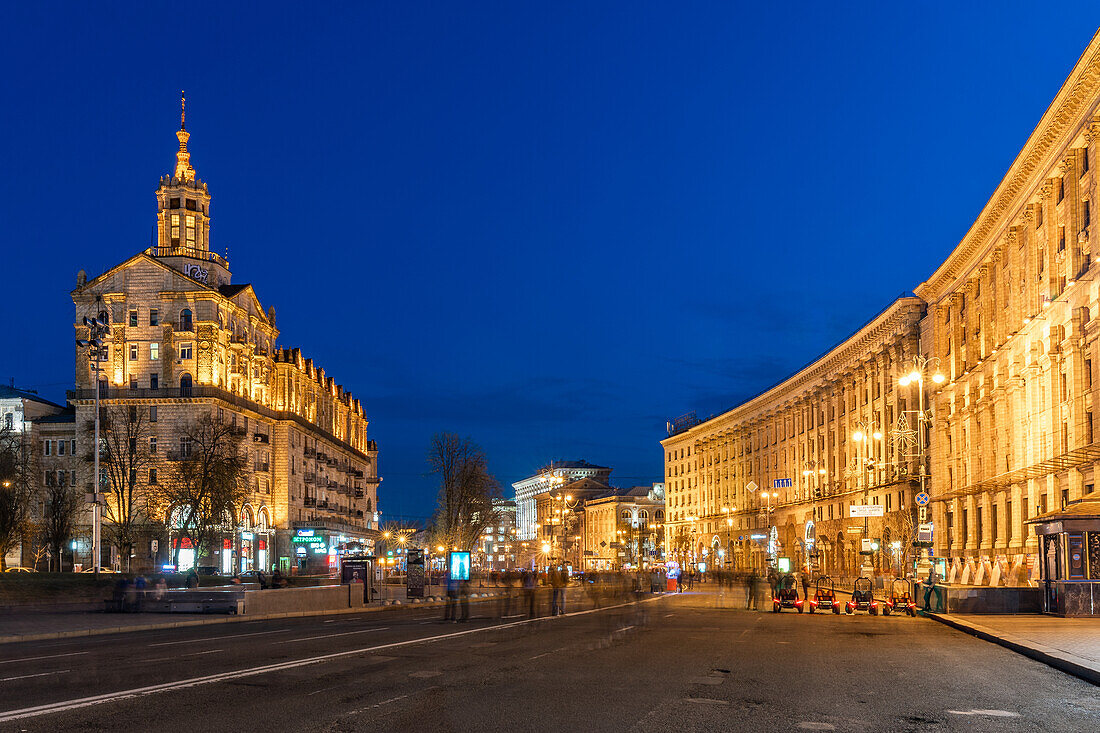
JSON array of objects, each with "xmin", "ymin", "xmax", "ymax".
[
  {"xmin": 40, "ymin": 483, "xmax": 84, "ymax": 571},
  {"xmin": 428, "ymin": 433, "xmax": 501, "ymax": 552},
  {"xmin": 0, "ymin": 425, "xmax": 35, "ymax": 570},
  {"xmin": 155, "ymin": 413, "xmax": 249, "ymax": 567},
  {"xmin": 85, "ymin": 406, "xmax": 157, "ymax": 571}
]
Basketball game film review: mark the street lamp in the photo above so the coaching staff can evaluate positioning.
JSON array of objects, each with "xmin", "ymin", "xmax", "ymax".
[
  {"xmin": 898, "ymin": 355, "xmax": 944, "ymax": 574},
  {"xmin": 76, "ymin": 313, "xmax": 110, "ymax": 578}
]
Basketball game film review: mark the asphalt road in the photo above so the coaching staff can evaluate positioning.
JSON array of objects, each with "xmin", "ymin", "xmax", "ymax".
[{"xmin": 0, "ymin": 587, "xmax": 1096, "ymax": 732}]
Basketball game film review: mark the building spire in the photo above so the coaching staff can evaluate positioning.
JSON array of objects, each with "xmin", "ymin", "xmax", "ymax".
[{"xmin": 174, "ymin": 90, "xmax": 195, "ymax": 182}]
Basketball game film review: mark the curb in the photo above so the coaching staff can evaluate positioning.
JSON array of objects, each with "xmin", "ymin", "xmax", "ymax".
[
  {"xmin": 0, "ymin": 592, "xmax": 502, "ymax": 646},
  {"xmin": 927, "ymin": 613, "xmax": 1100, "ymax": 687}
]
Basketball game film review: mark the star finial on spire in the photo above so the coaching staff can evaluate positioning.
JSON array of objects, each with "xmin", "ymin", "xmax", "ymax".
[
  {"xmin": 174, "ymin": 91, "xmax": 195, "ymax": 182},
  {"xmin": 180, "ymin": 90, "xmax": 186, "ymax": 131}
]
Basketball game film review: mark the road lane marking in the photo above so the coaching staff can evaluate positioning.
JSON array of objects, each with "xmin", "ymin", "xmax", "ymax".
[
  {"xmin": 684, "ymin": 697, "xmax": 729, "ymax": 705},
  {"xmin": 148, "ymin": 629, "xmax": 292, "ymax": 647},
  {"xmin": 798, "ymin": 723, "xmax": 836, "ymax": 730},
  {"xmin": 947, "ymin": 710, "xmax": 1019, "ymax": 717},
  {"xmin": 275, "ymin": 627, "xmax": 390, "ymax": 644},
  {"xmin": 0, "ymin": 595, "xmax": 670, "ymax": 723},
  {"xmin": 146, "ymin": 649, "xmax": 224, "ymax": 663},
  {"xmin": 0, "ymin": 652, "xmax": 87, "ymax": 666},
  {"xmin": 0, "ymin": 670, "xmax": 71, "ymax": 683}
]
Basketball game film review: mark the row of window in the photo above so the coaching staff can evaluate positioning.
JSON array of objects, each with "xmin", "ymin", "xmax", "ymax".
[
  {"xmin": 120, "ymin": 308, "xmax": 193, "ymax": 330},
  {"xmin": 43, "ymin": 439, "xmax": 77, "ymax": 456}
]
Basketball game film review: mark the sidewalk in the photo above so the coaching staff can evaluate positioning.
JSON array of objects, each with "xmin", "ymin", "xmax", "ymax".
[{"xmin": 928, "ymin": 613, "xmax": 1100, "ymax": 686}]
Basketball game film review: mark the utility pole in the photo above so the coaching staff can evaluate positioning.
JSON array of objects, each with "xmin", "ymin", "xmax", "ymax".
[{"xmin": 76, "ymin": 314, "xmax": 110, "ymax": 578}]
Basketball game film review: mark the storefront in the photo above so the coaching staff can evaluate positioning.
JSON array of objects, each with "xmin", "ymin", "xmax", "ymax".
[
  {"xmin": 288, "ymin": 524, "xmax": 377, "ymax": 576},
  {"xmin": 1027, "ymin": 498, "xmax": 1100, "ymax": 616}
]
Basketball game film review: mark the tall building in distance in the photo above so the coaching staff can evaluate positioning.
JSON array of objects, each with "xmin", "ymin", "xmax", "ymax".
[
  {"xmin": 512, "ymin": 460, "xmax": 611, "ymax": 541},
  {"xmin": 69, "ymin": 98, "xmax": 380, "ymax": 574}
]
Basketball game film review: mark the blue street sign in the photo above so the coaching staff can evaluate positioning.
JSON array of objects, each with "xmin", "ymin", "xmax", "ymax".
[
  {"xmin": 773, "ymin": 478, "xmax": 792, "ymax": 489},
  {"xmin": 915, "ymin": 492, "xmax": 930, "ymax": 506}
]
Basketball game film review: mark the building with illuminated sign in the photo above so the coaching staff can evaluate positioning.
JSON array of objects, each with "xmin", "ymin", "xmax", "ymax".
[
  {"xmin": 512, "ymin": 460, "xmax": 611, "ymax": 541},
  {"xmin": 69, "ymin": 99, "xmax": 381, "ymax": 574}
]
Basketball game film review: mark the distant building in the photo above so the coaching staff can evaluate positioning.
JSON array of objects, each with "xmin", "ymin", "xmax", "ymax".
[
  {"xmin": 513, "ymin": 460, "xmax": 611, "ymax": 541},
  {"xmin": 477, "ymin": 499, "xmax": 517, "ymax": 570},
  {"xmin": 581, "ymin": 484, "xmax": 665, "ymax": 570}
]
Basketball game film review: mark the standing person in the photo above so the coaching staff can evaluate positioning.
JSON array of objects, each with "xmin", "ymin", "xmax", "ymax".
[
  {"xmin": 801, "ymin": 572, "xmax": 810, "ymax": 603},
  {"xmin": 746, "ymin": 569, "xmax": 759, "ymax": 610},
  {"xmin": 444, "ymin": 569, "xmax": 459, "ymax": 622},
  {"xmin": 459, "ymin": 578, "xmax": 470, "ymax": 622},
  {"xmin": 922, "ymin": 567, "xmax": 940, "ymax": 612},
  {"xmin": 550, "ymin": 565, "xmax": 566, "ymax": 616},
  {"xmin": 522, "ymin": 569, "xmax": 538, "ymax": 618}
]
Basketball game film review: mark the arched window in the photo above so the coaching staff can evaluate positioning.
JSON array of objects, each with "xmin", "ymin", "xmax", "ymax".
[
  {"xmin": 242, "ymin": 505, "xmax": 255, "ymax": 530},
  {"xmin": 621, "ymin": 510, "xmax": 631, "ymax": 520},
  {"xmin": 257, "ymin": 507, "xmax": 270, "ymax": 532},
  {"xmin": 179, "ymin": 373, "xmax": 193, "ymax": 397},
  {"xmin": 366, "ymin": 498, "xmax": 373, "ymax": 512},
  {"xmin": 180, "ymin": 308, "xmax": 193, "ymax": 332},
  {"xmin": 639, "ymin": 510, "xmax": 649, "ymax": 519},
  {"xmin": 656, "ymin": 510, "xmax": 664, "ymax": 520}
]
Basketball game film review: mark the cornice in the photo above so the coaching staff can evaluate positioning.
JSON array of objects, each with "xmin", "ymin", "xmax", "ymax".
[{"xmin": 916, "ymin": 29, "xmax": 1100, "ymax": 302}]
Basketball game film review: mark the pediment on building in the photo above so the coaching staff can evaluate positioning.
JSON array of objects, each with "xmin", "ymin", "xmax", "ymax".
[
  {"xmin": 72, "ymin": 252, "xmax": 215, "ymax": 299},
  {"xmin": 218, "ymin": 283, "xmax": 270, "ymax": 326}
]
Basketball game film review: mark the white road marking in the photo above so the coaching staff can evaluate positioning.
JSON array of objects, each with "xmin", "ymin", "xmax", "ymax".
[
  {"xmin": 0, "ymin": 670, "xmax": 71, "ymax": 683},
  {"xmin": 146, "ymin": 649, "xmax": 224, "ymax": 663},
  {"xmin": 684, "ymin": 697, "xmax": 729, "ymax": 705},
  {"xmin": 664, "ymin": 613, "xmax": 675, "ymax": 618},
  {"xmin": 947, "ymin": 710, "xmax": 1019, "ymax": 717},
  {"xmin": 0, "ymin": 595, "xmax": 668, "ymax": 723},
  {"xmin": 0, "ymin": 652, "xmax": 87, "ymax": 666},
  {"xmin": 275, "ymin": 627, "xmax": 390, "ymax": 645},
  {"xmin": 797, "ymin": 723, "xmax": 836, "ymax": 731},
  {"xmin": 148, "ymin": 629, "xmax": 292, "ymax": 647}
]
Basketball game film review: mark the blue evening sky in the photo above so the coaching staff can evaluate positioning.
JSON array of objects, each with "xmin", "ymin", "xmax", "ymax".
[{"xmin": 2, "ymin": 3, "xmax": 1098, "ymax": 520}]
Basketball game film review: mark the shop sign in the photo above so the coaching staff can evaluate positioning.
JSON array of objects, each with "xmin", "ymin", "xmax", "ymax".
[
  {"xmin": 241, "ymin": 531, "xmax": 254, "ymax": 540},
  {"xmin": 296, "ymin": 529, "xmax": 316, "ymax": 538},
  {"xmin": 258, "ymin": 540, "xmax": 266, "ymax": 551},
  {"xmin": 223, "ymin": 538, "xmax": 232, "ymax": 549},
  {"xmin": 295, "ymin": 547, "xmax": 307, "ymax": 556},
  {"xmin": 850, "ymin": 504, "xmax": 885, "ymax": 518},
  {"xmin": 293, "ymin": 535, "xmax": 324, "ymax": 544}
]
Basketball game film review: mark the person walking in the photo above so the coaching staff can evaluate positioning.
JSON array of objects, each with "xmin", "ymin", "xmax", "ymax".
[
  {"xmin": 444, "ymin": 570, "xmax": 459, "ymax": 622},
  {"xmin": 922, "ymin": 567, "xmax": 941, "ymax": 612},
  {"xmin": 550, "ymin": 565, "xmax": 566, "ymax": 616},
  {"xmin": 801, "ymin": 572, "xmax": 810, "ymax": 603},
  {"xmin": 522, "ymin": 569, "xmax": 538, "ymax": 618},
  {"xmin": 746, "ymin": 569, "xmax": 759, "ymax": 610}
]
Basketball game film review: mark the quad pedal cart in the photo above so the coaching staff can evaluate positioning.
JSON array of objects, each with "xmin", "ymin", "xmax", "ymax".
[
  {"xmin": 882, "ymin": 579, "xmax": 917, "ymax": 616},
  {"xmin": 807, "ymin": 575, "xmax": 841, "ymax": 614},
  {"xmin": 772, "ymin": 574, "xmax": 803, "ymax": 613},
  {"xmin": 845, "ymin": 576, "xmax": 879, "ymax": 615}
]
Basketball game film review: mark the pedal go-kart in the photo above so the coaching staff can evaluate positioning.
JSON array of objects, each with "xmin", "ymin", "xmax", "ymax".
[
  {"xmin": 882, "ymin": 579, "xmax": 917, "ymax": 617},
  {"xmin": 772, "ymin": 574, "xmax": 804, "ymax": 613},
  {"xmin": 844, "ymin": 577, "xmax": 879, "ymax": 615},
  {"xmin": 807, "ymin": 575, "xmax": 841, "ymax": 614}
]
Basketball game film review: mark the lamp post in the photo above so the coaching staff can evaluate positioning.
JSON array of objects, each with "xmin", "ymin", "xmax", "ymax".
[
  {"xmin": 548, "ymin": 492, "xmax": 577, "ymax": 567},
  {"xmin": 898, "ymin": 356, "xmax": 944, "ymax": 575},
  {"xmin": 760, "ymin": 493, "xmax": 776, "ymax": 567},
  {"xmin": 76, "ymin": 314, "xmax": 110, "ymax": 578},
  {"xmin": 852, "ymin": 420, "xmax": 883, "ymax": 574}
]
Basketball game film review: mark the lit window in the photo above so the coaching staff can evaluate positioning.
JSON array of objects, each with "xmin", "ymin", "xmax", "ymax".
[
  {"xmin": 186, "ymin": 215, "xmax": 196, "ymax": 243},
  {"xmin": 150, "ymin": 343, "xmax": 159, "ymax": 360},
  {"xmin": 171, "ymin": 214, "xmax": 180, "ymax": 243}
]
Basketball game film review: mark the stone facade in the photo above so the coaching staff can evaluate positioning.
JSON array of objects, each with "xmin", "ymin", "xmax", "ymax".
[
  {"xmin": 67, "ymin": 108, "xmax": 380, "ymax": 574},
  {"xmin": 915, "ymin": 31, "xmax": 1100, "ymax": 580},
  {"xmin": 581, "ymin": 485, "xmax": 665, "ymax": 570},
  {"xmin": 662, "ymin": 297, "xmax": 927, "ymax": 577},
  {"xmin": 512, "ymin": 460, "xmax": 611, "ymax": 541}
]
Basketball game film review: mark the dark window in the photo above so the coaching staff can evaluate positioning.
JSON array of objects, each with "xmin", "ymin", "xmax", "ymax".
[
  {"xmin": 180, "ymin": 436, "xmax": 192, "ymax": 458},
  {"xmin": 149, "ymin": 405, "xmax": 158, "ymax": 423},
  {"xmin": 169, "ymin": 198, "xmax": 180, "ymax": 209},
  {"xmin": 1084, "ymin": 150, "xmax": 1090, "ymax": 174},
  {"xmin": 976, "ymin": 507, "xmax": 983, "ymax": 547},
  {"xmin": 1086, "ymin": 200, "xmax": 1092, "ymax": 227},
  {"xmin": 150, "ymin": 373, "xmax": 159, "ymax": 390},
  {"xmin": 186, "ymin": 199, "xmax": 197, "ymax": 211},
  {"xmin": 1058, "ymin": 178, "xmax": 1064, "ymax": 202},
  {"xmin": 150, "ymin": 309, "xmax": 159, "ymax": 326},
  {"xmin": 992, "ymin": 505, "xmax": 998, "ymax": 544},
  {"xmin": 129, "ymin": 310, "xmax": 138, "ymax": 327},
  {"xmin": 1006, "ymin": 501, "xmax": 1013, "ymax": 541},
  {"xmin": 179, "ymin": 309, "xmax": 193, "ymax": 331},
  {"xmin": 149, "ymin": 468, "xmax": 158, "ymax": 485},
  {"xmin": 180, "ymin": 373, "xmax": 193, "ymax": 396},
  {"xmin": 1062, "ymin": 488, "xmax": 1069, "ymax": 510},
  {"xmin": 150, "ymin": 437, "xmax": 157, "ymax": 454},
  {"xmin": 1059, "ymin": 226, "xmax": 1066, "ymax": 251}
]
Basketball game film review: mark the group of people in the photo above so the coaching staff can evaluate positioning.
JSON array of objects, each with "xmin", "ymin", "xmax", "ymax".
[{"xmin": 112, "ymin": 574, "xmax": 169, "ymax": 612}]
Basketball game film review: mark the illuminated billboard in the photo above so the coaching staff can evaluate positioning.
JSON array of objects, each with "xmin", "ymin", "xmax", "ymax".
[{"xmin": 448, "ymin": 551, "xmax": 471, "ymax": 581}]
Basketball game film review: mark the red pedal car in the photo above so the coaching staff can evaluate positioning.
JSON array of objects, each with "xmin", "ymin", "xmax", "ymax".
[
  {"xmin": 882, "ymin": 579, "xmax": 917, "ymax": 617},
  {"xmin": 807, "ymin": 576, "xmax": 841, "ymax": 614},
  {"xmin": 845, "ymin": 577, "xmax": 879, "ymax": 615}
]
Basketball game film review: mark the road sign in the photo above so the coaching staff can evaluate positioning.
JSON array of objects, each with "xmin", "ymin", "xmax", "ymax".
[
  {"xmin": 918, "ymin": 506, "xmax": 928, "ymax": 522},
  {"xmin": 150, "ymin": 539, "xmax": 158, "ymax": 553},
  {"xmin": 917, "ymin": 523, "xmax": 933, "ymax": 543},
  {"xmin": 846, "ymin": 526, "xmax": 864, "ymax": 534},
  {"xmin": 773, "ymin": 478, "xmax": 792, "ymax": 489},
  {"xmin": 850, "ymin": 504, "xmax": 885, "ymax": 518},
  {"xmin": 746, "ymin": 481, "xmax": 759, "ymax": 493},
  {"xmin": 915, "ymin": 492, "xmax": 930, "ymax": 506}
]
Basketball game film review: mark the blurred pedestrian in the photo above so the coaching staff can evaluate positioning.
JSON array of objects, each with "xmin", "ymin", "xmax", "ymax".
[
  {"xmin": 444, "ymin": 570, "xmax": 459, "ymax": 622},
  {"xmin": 746, "ymin": 569, "xmax": 759, "ymax": 610},
  {"xmin": 550, "ymin": 565, "xmax": 566, "ymax": 615},
  {"xmin": 801, "ymin": 572, "xmax": 810, "ymax": 602},
  {"xmin": 459, "ymin": 578, "xmax": 470, "ymax": 621},
  {"xmin": 922, "ymin": 567, "xmax": 941, "ymax": 612},
  {"xmin": 523, "ymin": 569, "xmax": 538, "ymax": 618},
  {"xmin": 134, "ymin": 574, "xmax": 148, "ymax": 611}
]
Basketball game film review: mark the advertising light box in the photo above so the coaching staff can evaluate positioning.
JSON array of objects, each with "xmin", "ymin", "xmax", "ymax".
[{"xmin": 449, "ymin": 551, "xmax": 471, "ymax": 581}]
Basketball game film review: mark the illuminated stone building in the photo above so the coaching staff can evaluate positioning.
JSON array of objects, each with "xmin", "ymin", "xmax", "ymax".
[
  {"xmin": 915, "ymin": 33, "xmax": 1100, "ymax": 582},
  {"xmin": 661, "ymin": 297, "xmax": 927, "ymax": 576},
  {"xmin": 69, "ymin": 100, "xmax": 380, "ymax": 573},
  {"xmin": 512, "ymin": 460, "xmax": 611, "ymax": 541},
  {"xmin": 581, "ymin": 484, "xmax": 665, "ymax": 570}
]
